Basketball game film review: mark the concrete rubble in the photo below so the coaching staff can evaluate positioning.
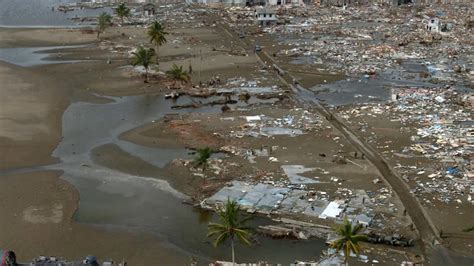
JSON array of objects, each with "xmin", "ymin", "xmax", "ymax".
[
  {"xmin": 201, "ymin": 178, "xmax": 408, "ymax": 242},
  {"xmin": 227, "ymin": 108, "xmax": 323, "ymax": 139},
  {"xmin": 222, "ymin": 3, "xmax": 473, "ymax": 88},
  {"xmin": 338, "ymin": 87, "xmax": 473, "ymax": 206}
]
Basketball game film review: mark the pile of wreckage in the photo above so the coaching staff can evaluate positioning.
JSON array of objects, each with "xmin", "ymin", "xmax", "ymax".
[
  {"xmin": 338, "ymin": 87, "xmax": 473, "ymax": 205},
  {"xmin": 226, "ymin": 108, "xmax": 323, "ymax": 139},
  {"xmin": 255, "ymin": 4, "xmax": 473, "ymax": 84},
  {"xmin": 201, "ymin": 178, "xmax": 406, "ymax": 241}
]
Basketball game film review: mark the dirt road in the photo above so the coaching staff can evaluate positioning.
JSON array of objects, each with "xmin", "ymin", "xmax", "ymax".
[
  {"xmin": 208, "ymin": 10, "xmax": 449, "ymax": 262},
  {"xmin": 257, "ymin": 47, "xmax": 441, "ymax": 245}
]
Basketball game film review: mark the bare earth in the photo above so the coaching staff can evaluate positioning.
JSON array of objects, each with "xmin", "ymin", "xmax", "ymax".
[
  {"xmin": 0, "ymin": 23, "xmax": 280, "ymax": 264},
  {"xmin": 0, "ymin": 170, "xmax": 188, "ymax": 265}
]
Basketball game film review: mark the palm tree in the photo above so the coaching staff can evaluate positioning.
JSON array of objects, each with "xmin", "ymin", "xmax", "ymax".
[
  {"xmin": 194, "ymin": 147, "xmax": 213, "ymax": 170},
  {"xmin": 166, "ymin": 64, "xmax": 190, "ymax": 89},
  {"xmin": 131, "ymin": 46, "xmax": 155, "ymax": 82},
  {"xmin": 208, "ymin": 199, "xmax": 252, "ymax": 265},
  {"xmin": 148, "ymin": 21, "xmax": 168, "ymax": 59},
  {"xmin": 330, "ymin": 219, "xmax": 367, "ymax": 264},
  {"xmin": 115, "ymin": 3, "xmax": 130, "ymax": 24},
  {"xmin": 463, "ymin": 226, "xmax": 474, "ymax": 232},
  {"xmin": 97, "ymin": 12, "xmax": 112, "ymax": 40}
]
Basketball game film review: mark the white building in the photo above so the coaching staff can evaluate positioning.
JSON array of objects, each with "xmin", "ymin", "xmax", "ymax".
[
  {"xmin": 424, "ymin": 15, "xmax": 440, "ymax": 32},
  {"xmin": 142, "ymin": 3, "xmax": 156, "ymax": 16},
  {"xmin": 268, "ymin": 0, "xmax": 304, "ymax": 6},
  {"xmin": 255, "ymin": 7, "xmax": 277, "ymax": 26}
]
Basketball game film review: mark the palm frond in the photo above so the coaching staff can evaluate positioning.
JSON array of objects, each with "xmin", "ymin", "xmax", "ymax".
[
  {"xmin": 116, "ymin": 3, "xmax": 130, "ymax": 19},
  {"xmin": 97, "ymin": 12, "xmax": 112, "ymax": 32},
  {"xmin": 207, "ymin": 199, "xmax": 253, "ymax": 249},
  {"xmin": 329, "ymin": 219, "xmax": 367, "ymax": 262},
  {"xmin": 213, "ymin": 232, "xmax": 229, "ymax": 247},
  {"xmin": 148, "ymin": 21, "xmax": 168, "ymax": 47},
  {"xmin": 235, "ymin": 231, "xmax": 252, "ymax": 245},
  {"xmin": 351, "ymin": 234, "xmax": 368, "ymax": 243}
]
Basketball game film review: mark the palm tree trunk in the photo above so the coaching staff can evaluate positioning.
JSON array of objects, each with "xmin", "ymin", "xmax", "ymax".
[
  {"xmin": 155, "ymin": 45, "xmax": 160, "ymax": 62},
  {"xmin": 145, "ymin": 68, "xmax": 149, "ymax": 82},
  {"xmin": 97, "ymin": 31, "xmax": 100, "ymax": 40},
  {"xmin": 231, "ymin": 238, "xmax": 235, "ymax": 266}
]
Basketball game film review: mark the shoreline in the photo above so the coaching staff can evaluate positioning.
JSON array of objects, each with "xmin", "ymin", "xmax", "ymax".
[
  {"xmin": 0, "ymin": 26, "xmax": 196, "ymax": 264},
  {"xmin": 0, "ymin": 24, "xmax": 329, "ymax": 264},
  {"xmin": 0, "ymin": 25, "xmax": 93, "ymax": 29},
  {"xmin": 1, "ymin": 3, "xmax": 472, "ymax": 263}
]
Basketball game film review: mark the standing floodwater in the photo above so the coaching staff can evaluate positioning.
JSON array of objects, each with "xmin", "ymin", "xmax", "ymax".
[
  {"xmin": 0, "ymin": 0, "xmax": 112, "ymax": 27},
  {"xmin": 51, "ymin": 94, "xmax": 327, "ymax": 264}
]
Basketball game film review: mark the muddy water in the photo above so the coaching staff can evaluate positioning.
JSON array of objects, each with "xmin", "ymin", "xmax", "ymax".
[
  {"xmin": 45, "ymin": 94, "xmax": 326, "ymax": 264},
  {"xmin": 0, "ymin": 44, "xmax": 327, "ymax": 263},
  {"xmin": 0, "ymin": 45, "xmax": 90, "ymax": 67},
  {"xmin": 307, "ymin": 71, "xmax": 441, "ymax": 106},
  {"xmin": 0, "ymin": 0, "xmax": 113, "ymax": 27}
]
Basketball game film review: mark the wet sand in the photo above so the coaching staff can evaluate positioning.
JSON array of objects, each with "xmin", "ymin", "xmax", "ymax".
[
  {"xmin": 119, "ymin": 108, "xmax": 413, "ymax": 234},
  {"xmin": 0, "ymin": 27, "xmax": 196, "ymax": 263},
  {"xmin": 0, "ymin": 28, "xmax": 97, "ymax": 48},
  {"xmin": 0, "ymin": 171, "xmax": 189, "ymax": 265},
  {"xmin": 0, "ymin": 23, "xmax": 325, "ymax": 264},
  {"xmin": 0, "ymin": 62, "xmax": 66, "ymax": 170}
]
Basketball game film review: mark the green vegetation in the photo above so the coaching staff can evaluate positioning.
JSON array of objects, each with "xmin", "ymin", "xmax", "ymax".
[
  {"xmin": 115, "ymin": 3, "xmax": 130, "ymax": 24},
  {"xmin": 148, "ymin": 21, "xmax": 168, "ymax": 59},
  {"xmin": 194, "ymin": 147, "xmax": 213, "ymax": 170},
  {"xmin": 96, "ymin": 12, "xmax": 112, "ymax": 40},
  {"xmin": 166, "ymin": 64, "xmax": 191, "ymax": 89},
  {"xmin": 208, "ymin": 199, "xmax": 252, "ymax": 264},
  {"xmin": 463, "ymin": 226, "xmax": 474, "ymax": 232},
  {"xmin": 131, "ymin": 46, "xmax": 155, "ymax": 82},
  {"xmin": 330, "ymin": 219, "xmax": 367, "ymax": 263}
]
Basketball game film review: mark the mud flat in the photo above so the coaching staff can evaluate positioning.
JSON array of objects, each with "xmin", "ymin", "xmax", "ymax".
[
  {"xmin": 0, "ymin": 22, "xmax": 327, "ymax": 264},
  {"xmin": 0, "ymin": 35, "xmax": 191, "ymax": 264},
  {"xmin": 0, "ymin": 171, "xmax": 188, "ymax": 265}
]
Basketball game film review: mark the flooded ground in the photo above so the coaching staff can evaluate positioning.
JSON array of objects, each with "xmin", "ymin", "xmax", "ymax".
[
  {"xmin": 0, "ymin": 45, "xmax": 90, "ymax": 66},
  {"xmin": 2, "ymin": 1, "xmax": 472, "ymax": 265},
  {"xmin": 0, "ymin": 45, "xmax": 327, "ymax": 263},
  {"xmin": 53, "ymin": 94, "xmax": 328, "ymax": 264},
  {"xmin": 0, "ymin": 0, "xmax": 112, "ymax": 27}
]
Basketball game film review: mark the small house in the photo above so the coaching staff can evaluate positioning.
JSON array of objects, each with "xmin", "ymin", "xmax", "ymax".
[
  {"xmin": 142, "ymin": 3, "xmax": 155, "ymax": 16},
  {"xmin": 424, "ymin": 15, "xmax": 440, "ymax": 32},
  {"xmin": 354, "ymin": 213, "xmax": 373, "ymax": 227},
  {"xmin": 268, "ymin": 0, "xmax": 304, "ymax": 6},
  {"xmin": 255, "ymin": 7, "xmax": 277, "ymax": 27}
]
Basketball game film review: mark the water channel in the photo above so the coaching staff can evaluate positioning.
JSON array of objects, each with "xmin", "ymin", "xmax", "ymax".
[{"xmin": 0, "ymin": 45, "xmax": 327, "ymax": 264}]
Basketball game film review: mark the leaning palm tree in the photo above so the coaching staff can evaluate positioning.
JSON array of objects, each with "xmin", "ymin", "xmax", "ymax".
[
  {"xmin": 166, "ymin": 64, "xmax": 190, "ymax": 89},
  {"xmin": 148, "ymin": 21, "xmax": 168, "ymax": 59},
  {"xmin": 208, "ymin": 199, "xmax": 252, "ymax": 265},
  {"xmin": 194, "ymin": 147, "xmax": 213, "ymax": 170},
  {"xmin": 115, "ymin": 3, "xmax": 130, "ymax": 24},
  {"xmin": 97, "ymin": 12, "xmax": 112, "ymax": 40},
  {"xmin": 131, "ymin": 46, "xmax": 155, "ymax": 82},
  {"xmin": 330, "ymin": 219, "xmax": 367, "ymax": 264}
]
